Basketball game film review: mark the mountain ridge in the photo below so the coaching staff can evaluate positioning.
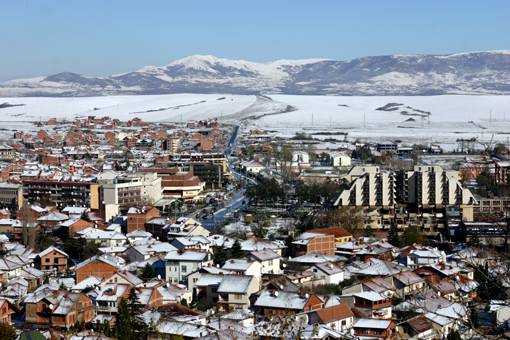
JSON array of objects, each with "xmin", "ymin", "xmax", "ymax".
[{"xmin": 2, "ymin": 51, "xmax": 510, "ymax": 97}]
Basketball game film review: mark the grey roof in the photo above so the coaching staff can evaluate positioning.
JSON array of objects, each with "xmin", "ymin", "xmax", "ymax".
[
  {"xmin": 164, "ymin": 251, "xmax": 208, "ymax": 262},
  {"xmin": 250, "ymin": 249, "xmax": 280, "ymax": 261},
  {"xmin": 254, "ymin": 290, "xmax": 310, "ymax": 310},
  {"xmin": 217, "ymin": 275, "xmax": 255, "ymax": 294}
]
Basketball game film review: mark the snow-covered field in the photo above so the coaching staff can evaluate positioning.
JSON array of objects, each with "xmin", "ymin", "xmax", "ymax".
[{"xmin": 1, "ymin": 93, "xmax": 510, "ymax": 150}]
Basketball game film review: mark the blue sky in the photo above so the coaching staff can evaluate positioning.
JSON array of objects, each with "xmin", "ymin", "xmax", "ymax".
[{"xmin": 1, "ymin": 0, "xmax": 510, "ymax": 80}]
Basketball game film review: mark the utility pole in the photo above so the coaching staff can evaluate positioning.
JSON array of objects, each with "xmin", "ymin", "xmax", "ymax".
[{"xmin": 363, "ymin": 112, "xmax": 366, "ymax": 129}]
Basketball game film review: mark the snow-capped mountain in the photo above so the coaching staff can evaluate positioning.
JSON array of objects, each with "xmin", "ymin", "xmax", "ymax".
[{"xmin": 2, "ymin": 51, "xmax": 510, "ymax": 97}]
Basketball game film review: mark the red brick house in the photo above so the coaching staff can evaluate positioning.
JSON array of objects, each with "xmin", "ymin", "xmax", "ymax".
[
  {"xmin": 127, "ymin": 206, "xmax": 160, "ymax": 233},
  {"xmin": 35, "ymin": 246, "xmax": 69, "ymax": 273},
  {"xmin": 73, "ymin": 255, "xmax": 122, "ymax": 283}
]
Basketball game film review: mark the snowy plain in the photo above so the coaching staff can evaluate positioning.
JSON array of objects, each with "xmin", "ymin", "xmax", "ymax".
[{"xmin": 1, "ymin": 93, "xmax": 510, "ymax": 150}]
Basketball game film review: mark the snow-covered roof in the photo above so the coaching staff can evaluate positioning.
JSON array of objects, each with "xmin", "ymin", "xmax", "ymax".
[
  {"xmin": 217, "ymin": 275, "xmax": 255, "ymax": 294},
  {"xmin": 353, "ymin": 318, "xmax": 391, "ymax": 329},
  {"xmin": 164, "ymin": 251, "xmax": 208, "ymax": 262},
  {"xmin": 254, "ymin": 290, "xmax": 312, "ymax": 310}
]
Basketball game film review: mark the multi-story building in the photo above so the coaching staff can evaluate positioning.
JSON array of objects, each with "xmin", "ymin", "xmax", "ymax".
[
  {"xmin": 335, "ymin": 166, "xmax": 476, "ymax": 232},
  {"xmin": 165, "ymin": 153, "xmax": 228, "ymax": 189},
  {"xmin": 474, "ymin": 196, "xmax": 510, "ymax": 215},
  {"xmin": 22, "ymin": 179, "xmax": 100, "ymax": 209},
  {"xmin": 336, "ymin": 166, "xmax": 396, "ymax": 207},
  {"xmin": 0, "ymin": 145, "xmax": 15, "ymax": 161},
  {"xmin": 98, "ymin": 172, "xmax": 162, "ymax": 208},
  {"xmin": 0, "ymin": 183, "xmax": 23, "ymax": 211},
  {"xmin": 140, "ymin": 168, "xmax": 205, "ymax": 199}
]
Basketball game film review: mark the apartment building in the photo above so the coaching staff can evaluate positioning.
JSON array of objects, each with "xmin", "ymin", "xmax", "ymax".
[
  {"xmin": 22, "ymin": 179, "xmax": 100, "ymax": 209},
  {"xmin": 139, "ymin": 168, "xmax": 205, "ymax": 199},
  {"xmin": 335, "ymin": 166, "xmax": 396, "ymax": 207},
  {"xmin": 98, "ymin": 172, "xmax": 162, "ymax": 208},
  {"xmin": 334, "ymin": 166, "xmax": 476, "ymax": 231},
  {"xmin": 0, "ymin": 183, "xmax": 23, "ymax": 211}
]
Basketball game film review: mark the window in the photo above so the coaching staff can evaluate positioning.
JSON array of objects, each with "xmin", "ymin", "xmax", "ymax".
[
  {"xmin": 45, "ymin": 258, "xmax": 50, "ymax": 263},
  {"xmin": 234, "ymin": 294, "xmax": 243, "ymax": 300},
  {"xmin": 181, "ymin": 265, "xmax": 187, "ymax": 273}
]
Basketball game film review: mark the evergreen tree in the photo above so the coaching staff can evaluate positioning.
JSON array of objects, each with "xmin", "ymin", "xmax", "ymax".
[
  {"xmin": 401, "ymin": 225, "xmax": 425, "ymax": 246},
  {"xmin": 114, "ymin": 298, "xmax": 134, "ymax": 340},
  {"xmin": 140, "ymin": 263, "xmax": 156, "ymax": 279},
  {"xmin": 388, "ymin": 224, "xmax": 400, "ymax": 247},
  {"xmin": 446, "ymin": 330, "xmax": 462, "ymax": 340},
  {"xmin": 230, "ymin": 239, "xmax": 244, "ymax": 258},
  {"xmin": 212, "ymin": 246, "xmax": 228, "ymax": 266},
  {"xmin": 128, "ymin": 288, "xmax": 147, "ymax": 337}
]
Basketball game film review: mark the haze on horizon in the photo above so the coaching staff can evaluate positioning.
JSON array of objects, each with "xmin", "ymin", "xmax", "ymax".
[{"xmin": 2, "ymin": 0, "xmax": 510, "ymax": 81}]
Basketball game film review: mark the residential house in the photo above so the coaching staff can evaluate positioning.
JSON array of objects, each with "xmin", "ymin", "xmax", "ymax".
[
  {"xmin": 164, "ymin": 251, "xmax": 211, "ymax": 284},
  {"xmin": 165, "ymin": 217, "xmax": 210, "ymax": 238},
  {"xmin": 222, "ymin": 259, "xmax": 262, "ymax": 283},
  {"xmin": 216, "ymin": 274, "xmax": 259, "ymax": 310},
  {"xmin": 127, "ymin": 206, "xmax": 160, "ymax": 233},
  {"xmin": 398, "ymin": 315, "xmax": 436, "ymax": 340},
  {"xmin": 424, "ymin": 303, "xmax": 468, "ymax": 336},
  {"xmin": 293, "ymin": 232, "xmax": 336, "ymax": 256},
  {"xmin": 0, "ymin": 298, "xmax": 16, "ymax": 324},
  {"xmin": 310, "ymin": 262, "xmax": 345, "ymax": 285},
  {"xmin": 95, "ymin": 283, "xmax": 131, "ymax": 314},
  {"xmin": 73, "ymin": 255, "xmax": 124, "ymax": 283},
  {"xmin": 392, "ymin": 271, "xmax": 426, "ymax": 298},
  {"xmin": 35, "ymin": 246, "xmax": 69, "ymax": 273},
  {"xmin": 24, "ymin": 288, "xmax": 94, "ymax": 328},
  {"xmin": 352, "ymin": 319, "xmax": 396, "ymax": 339},
  {"xmin": 344, "ymin": 291, "xmax": 393, "ymax": 319},
  {"xmin": 308, "ymin": 227, "xmax": 353, "ymax": 246},
  {"xmin": 249, "ymin": 249, "xmax": 282, "ymax": 275},
  {"xmin": 59, "ymin": 218, "xmax": 93, "ymax": 237},
  {"xmin": 254, "ymin": 290, "xmax": 323, "ymax": 318},
  {"xmin": 308, "ymin": 303, "xmax": 354, "ymax": 333}
]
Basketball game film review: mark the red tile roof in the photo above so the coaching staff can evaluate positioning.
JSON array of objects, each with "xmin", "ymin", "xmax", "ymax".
[{"xmin": 315, "ymin": 303, "xmax": 354, "ymax": 323}]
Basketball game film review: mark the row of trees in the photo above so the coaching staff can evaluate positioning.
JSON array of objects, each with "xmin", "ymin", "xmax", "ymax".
[
  {"xmin": 245, "ymin": 177, "xmax": 284, "ymax": 204},
  {"xmin": 294, "ymin": 179, "xmax": 348, "ymax": 205}
]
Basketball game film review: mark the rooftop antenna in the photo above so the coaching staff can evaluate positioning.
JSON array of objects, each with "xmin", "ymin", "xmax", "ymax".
[{"xmin": 311, "ymin": 113, "xmax": 314, "ymax": 126}]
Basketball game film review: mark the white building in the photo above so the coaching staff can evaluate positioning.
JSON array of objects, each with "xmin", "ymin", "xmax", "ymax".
[
  {"xmin": 164, "ymin": 251, "xmax": 211, "ymax": 284},
  {"xmin": 330, "ymin": 152, "xmax": 352, "ymax": 167},
  {"xmin": 98, "ymin": 171, "xmax": 162, "ymax": 207}
]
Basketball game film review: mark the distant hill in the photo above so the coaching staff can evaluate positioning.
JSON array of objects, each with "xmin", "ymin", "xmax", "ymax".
[{"xmin": 2, "ymin": 51, "xmax": 510, "ymax": 96}]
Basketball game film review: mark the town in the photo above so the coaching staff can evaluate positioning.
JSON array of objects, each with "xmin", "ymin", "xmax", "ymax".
[{"xmin": 0, "ymin": 113, "xmax": 507, "ymax": 340}]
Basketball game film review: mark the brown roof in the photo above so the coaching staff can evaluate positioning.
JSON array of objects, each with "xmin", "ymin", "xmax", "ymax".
[
  {"xmin": 309, "ymin": 227, "xmax": 353, "ymax": 238},
  {"xmin": 315, "ymin": 303, "xmax": 354, "ymax": 323},
  {"xmin": 405, "ymin": 315, "xmax": 434, "ymax": 333}
]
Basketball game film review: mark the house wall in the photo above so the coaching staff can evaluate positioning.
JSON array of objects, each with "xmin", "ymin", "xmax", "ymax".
[
  {"xmin": 306, "ymin": 235, "xmax": 335, "ymax": 256},
  {"xmin": 39, "ymin": 252, "xmax": 68, "ymax": 273},
  {"xmin": 75, "ymin": 261, "xmax": 117, "ymax": 283}
]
